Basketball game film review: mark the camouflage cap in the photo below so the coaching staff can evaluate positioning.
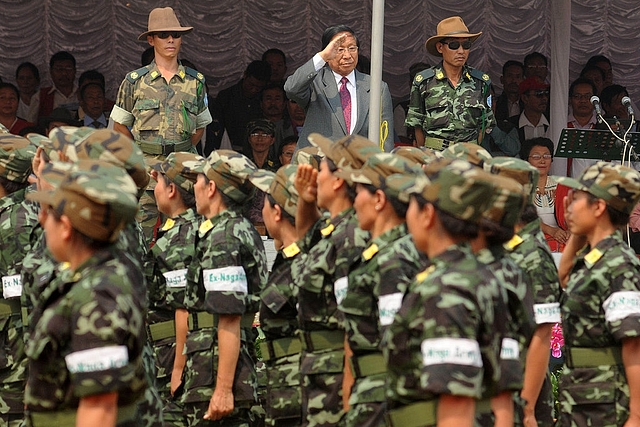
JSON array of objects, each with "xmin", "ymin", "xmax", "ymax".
[
  {"xmin": 554, "ymin": 162, "xmax": 640, "ymax": 214},
  {"xmin": 249, "ymin": 164, "xmax": 299, "ymax": 217},
  {"xmin": 150, "ymin": 152, "xmax": 200, "ymax": 194},
  {"xmin": 0, "ymin": 134, "xmax": 37, "ymax": 183},
  {"xmin": 293, "ymin": 146, "xmax": 324, "ymax": 170},
  {"xmin": 307, "ymin": 133, "xmax": 380, "ymax": 169},
  {"xmin": 391, "ymin": 146, "xmax": 443, "ymax": 165},
  {"xmin": 476, "ymin": 173, "xmax": 525, "ymax": 228},
  {"xmin": 386, "ymin": 158, "xmax": 495, "ymax": 223},
  {"xmin": 442, "ymin": 142, "xmax": 492, "ymax": 168},
  {"xmin": 189, "ymin": 149, "xmax": 257, "ymax": 203},
  {"xmin": 27, "ymin": 164, "xmax": 139, "ymax": 243},
  {"xmin": 484, "ymin": 157, "xmax": 539, "ymax": 204},
  {"xmin": 333, "ymin": 153, "xmax": 421, "ymax": 199},
  {"xmin": 246, "ymin": 119, "xmax": 276, "ymax": 136},
  {"xmin": 46, "ymin": 126, "xmax": 150, "ymax": 190}
]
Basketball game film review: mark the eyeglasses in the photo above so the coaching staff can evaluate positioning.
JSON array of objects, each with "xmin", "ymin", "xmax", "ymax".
[
  {"xmin": 336, "ymin": 46, "xmax": 358, "ymax": 55},
  {"xmin": 155, "ymin": 32, "xmax": 182, "ymax": 39},
  {"xmin": 441, "ymin": 40, "xmax": 472, "ymax": 50},
  {"xmin": 529, "ymin": 90, "xmax": 550, "ymax": 98},
  {"xmin": 51, "ymin": 67, "xmax": 75, "ymax": 73},
  {"xmin": 529, "ymin": 154, "xmax": 552, "ymax": 161},
  {"xmin": 526, "ymin": 65, "xmax": 547, "ymax": 70},
  {"xmin": 251, "ymin": 132, "xmax": 272, "ymax": 138},
  {"xmin": 281, "ymin": 151, "xmax": 295, "ymax": 157},
  {"xmin": 571, "ymin": 93, "xmax": 592, "ymax": 100}
]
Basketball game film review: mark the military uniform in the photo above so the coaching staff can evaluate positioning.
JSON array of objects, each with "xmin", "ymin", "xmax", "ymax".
[
  {"xmin": 111, "ymin": 62, "xmax": 212, "ymax": 243},
  {"xmin": 339, "ymin": 225, "xmax": 426, "ymax": 427},
  {"xmin": 405, "ymin": 63, "xmax": 494, "ymax": 150},
  {"xmin": 181, "ymin": 208, "xmax": 268, "ymax": 426}
]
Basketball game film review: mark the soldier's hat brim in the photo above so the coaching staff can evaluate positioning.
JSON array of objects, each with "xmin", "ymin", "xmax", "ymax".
[
  {"xmin": 425, "ymin": 16, "xmax": 481, "ymax": 57},
  {"xmin": 138, "ymin": 7, "xmax": 193, "ymax": 41}
]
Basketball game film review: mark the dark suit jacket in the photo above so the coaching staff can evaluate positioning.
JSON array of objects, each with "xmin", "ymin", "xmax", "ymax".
[
  {"xmin": 494, "ymin": 92, "xmax": 523, "ymax": 122},
  {"xmin": 284, "ymin": 58, "xmax": 394, "ymax": 152}
]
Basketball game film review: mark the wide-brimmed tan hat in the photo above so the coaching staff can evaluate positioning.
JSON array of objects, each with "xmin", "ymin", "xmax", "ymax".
[
  {"xmin": 138, "ymin": 7, "xmax": 193, "ymax": 41},
  {"xmin": 425, "ymin": 16, "xmax": 481, "ymax": 57}
]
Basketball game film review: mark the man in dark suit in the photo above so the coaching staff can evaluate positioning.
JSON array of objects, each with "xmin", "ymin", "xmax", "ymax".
[
  {"xmin": 495, "ymin": 60, "xmax": 524, "ymax": 122},
  {"xmin": 285, "ymin": 24, "xmax": 394, "ymax": 152}
]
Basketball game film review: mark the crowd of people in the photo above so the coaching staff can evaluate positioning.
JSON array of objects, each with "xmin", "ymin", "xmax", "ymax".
[{"xmin": 0, "ymin": 6, "xmax": 639, "ymax": 427}]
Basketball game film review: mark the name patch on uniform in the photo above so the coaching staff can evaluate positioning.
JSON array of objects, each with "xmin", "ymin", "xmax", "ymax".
[
  {"xmin": 534, "ymin": 302, "xmax": 561, "ymax": 324},
  {"xmin": 65, "ymin": 345, "xmax": 129, "ymax": 374},
  {"xmin": 500, "ymin": 337, "xmax": 520, "ymax": 360},
  {"xmin": 163, "ymin": 269, "xmax": 188, "ymax": 288},
  {"xmin": 203, "ymin": 266, "xmax": 248, "ymax": 294},
  {"xmin": 2, "ymin": 275, "xmax": 22, "ymax": 298},
  {"xmin": 603, "ymin": 291, "xmax": 640, "ymax": 323},
  {"xmin": 421, "ymin": 338, "xmax": 482, "ymax": 368},
  {"xmin": 378, "ymin": 292, "xmax": 403, "ymax": 326},
  {"xmin": 334, "ymin": 276, "xmax": 348, "ymax": 305}
]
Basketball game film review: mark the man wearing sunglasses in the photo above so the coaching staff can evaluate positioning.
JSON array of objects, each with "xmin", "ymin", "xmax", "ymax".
[
  {"xmin": 111, "ymin": 6, "xmax": 212, "ymax": 244},
  {"xmin": 406, "ymin": 16, "xmax": 494, "ymax": 151},
  {"xmin": 510, "ymin": 76, "xmax": 551, "ymax": 147}
]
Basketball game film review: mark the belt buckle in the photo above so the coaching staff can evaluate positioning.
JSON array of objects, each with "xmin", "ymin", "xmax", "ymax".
[{"xmin": 162, "ymin": 143, "xmax": 175, "ymax": 156}]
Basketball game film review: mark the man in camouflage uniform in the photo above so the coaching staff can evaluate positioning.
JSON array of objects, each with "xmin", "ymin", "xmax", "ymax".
[
  {"xmin": 486, "ymin": 157, "xmax": 562, "ymax": 427},
  {"xmin": 248, "ymin": 165, "xmax": 305, "ymax": 427},
  {"xmin": 291, "ymin": 134, "xmax": 376, "ymax": 426},
  {"xmin": 111, "ymin": 7, "xmax": 212, "ymax": 244},
  {"xmin": 24, "ymin": 163, "xmax": 147, "ymax": 427},
  {"xmin": 0, "ymin": 134, "xmax": 39, "ymax": 427},
  {"xmin": 406, "ymin": 16, "xmax": 494, "ymax": 150},
  {"xmin": 555, "ymin": 163, "xmax": 640, "ymax": 427},
  {"xmin": 146, "ymin": 152, "xmax": 202, "ymax": 426},
  {"xmin": 382, "ymin": 158, "xmax": 508, "ymax": 427},
  {"xmin": 331, "ymin": 153, "xmax": 427, "ymax": 427},
  {"xmin": 180, "ymin": 150, "xmax": 268, "ymax": 426}
]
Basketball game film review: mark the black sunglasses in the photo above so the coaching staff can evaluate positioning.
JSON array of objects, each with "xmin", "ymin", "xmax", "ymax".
[
  {"xmin": 155, "ymin": 32, "xmax": 182, "ymax": 39},
  {"xmin": 441, "ymin": 40, "xmax": 472, "ymax": 50}
]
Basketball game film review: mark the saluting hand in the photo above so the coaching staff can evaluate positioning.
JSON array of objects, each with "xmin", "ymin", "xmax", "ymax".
[
  {"xmin": 295, "ymin": 164, "xmax": 318, "ymax": 203},
  {"xmin": 319, "ymin": 32, "xmax": 348, "ymax": 63}
]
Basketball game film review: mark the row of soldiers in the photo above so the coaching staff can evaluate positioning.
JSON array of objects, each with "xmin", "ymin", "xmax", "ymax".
[{"xmin": 0, "ymin": 122, "xmax": 639, "ymax": 427}]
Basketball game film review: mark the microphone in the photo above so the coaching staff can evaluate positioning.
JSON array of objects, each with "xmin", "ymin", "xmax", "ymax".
[
  {"xmin": 622, "ymin": 96, "xmax": 635, "ymax": 117},
  {"xmin": 590, "ymin": 95, "xmax": 603, "ymax": 123}
]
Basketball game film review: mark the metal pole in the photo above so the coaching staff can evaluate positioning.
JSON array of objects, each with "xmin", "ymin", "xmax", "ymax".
[{"xmin": 368, "ymin": 0, "xmax": 384, "ymax": 149}]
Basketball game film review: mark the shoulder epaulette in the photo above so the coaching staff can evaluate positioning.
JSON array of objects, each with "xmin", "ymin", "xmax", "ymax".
[
  {"xmin": 126, "ymin": 65, "xmax": 152, "ymax": 83},
  {"xmin": 413, "ymin": 68, "xmax": 435, "ymax": 85},
  {"xmin": 185, "ymin": 67, "xmax": 206, "ymax": 83},
  {"xmin": 468, "ymin": 67, "xmax": 491, "ymax": 85}
]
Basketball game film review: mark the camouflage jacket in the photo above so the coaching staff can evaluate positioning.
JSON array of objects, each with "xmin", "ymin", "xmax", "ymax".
[
  {"xmin": 292, "ymin": 208, "xmax": 369, "ymax": 333},
  {"xmin": 111, "ymin": 62, "xmax": 212, "ymax": 146},
  {"xmin": 0, "ymin": 189, "xmax": 41, "ymax": 388},
  {"xmin": 259, "ymin": 242, "xmax": 301, "ymax": 341},
  {"xmin": 405, "ymin": 62, "xmax": 495, "ymax": 143},
  {"xmin": 25, "ymin": 246, "xmax": 147, "ymax": 412},
  {"xmin": 384, "ymin": 243, "xmax": 507, "ymax": 408},
  {"xmin": 476, "ymin": 245, "xmax": 534, "ymax": 394},
  {"xmin": 341, "ymin": 224, "xmax": 426, "ymax": 353},
  {"xmin": 504, "ymin": 218, "xmax": 562, "ymax": 326},
  {"xmin": 558, "ymin": 231, "xmax": 640, "ymax": 426},
  {"xmin": 147, "ymin": 208, "xmax": 200, "ymax": 321}
]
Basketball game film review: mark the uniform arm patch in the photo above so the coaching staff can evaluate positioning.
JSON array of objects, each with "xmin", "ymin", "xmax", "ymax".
[
  {"xmin": 163, "ymin": 269, "xmax": 188, "ymax": 288},
  {"xmin": 110, "ymin": 104, "xmax": 134, "ymax": 127},
  {"xmin": 2, "ymin": 274, "xmax": 22, "ymax": 298},
  {"xmin": 421, "ymin": 338, "xmax": 482, "ymax": 368},
  {"xmin": 65, "ymin": 345, "xmax": 129, "ymax": 374},
  {"xmin": 500, "ymin": 337, "xmax": 520, "ymax": 360},
  {"xmin": 603, "ymin": 291, "xmax": 640, "ymax": 323},
  {"xmin": 534, "ymin": 302, "xmax": 561, "ymax": 324},
  {"xmin": 378, "ymin": 292, "xmax": 403, "ymax": 326},
  {"xmin": 334, "ymin": 276, "xmax": 348, "ymax": 306},
  {"xmin": 203, "ymin": 266, "xmax": 248, "ymax": 294}
]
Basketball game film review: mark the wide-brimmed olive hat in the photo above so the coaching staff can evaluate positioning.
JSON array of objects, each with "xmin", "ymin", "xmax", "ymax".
[
  {"xmin": 138, "ymin": 7, "xmax": 193, "ymax": 41},
  {"xmin": 425, "ymin": 16, "xmax": 481, "ymax": 57}
]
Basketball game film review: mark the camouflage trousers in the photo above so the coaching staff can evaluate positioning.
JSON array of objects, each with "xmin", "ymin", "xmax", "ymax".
[
  {"xmin": 137, "ymin": 189, "xmax": 162, "ymax": 247},
  {"xmin": 340, "ymin": 372, "xmax": 386, "ymax": 427},
  {"xmin": 558, "ymin": 364, "xmax": 629, "ymax": 427},
  {"xmin": 0, "ymin": 414, "xmax": 23, "ymax": 427},
  {"xmin": 136, "ymin": 341, "xmax": 165, "ymax": 427},
  {"xmin": 150, "ymin": 338, "xmax": 187, "ymax": 427},
  {"xmin": 264, "ymin": 354, "xmax": 302, "ymax": 426},
  {"xmin": 0, "ymin": 383, "xmax": 24, "ymax": 427},
  {"xmin": 300, "ymin": 349, "xmax": 344, "ymax": 427},
  {"xmin": 184, "ymin": 402, "xmax": 252, "ymax": 427},
  {"xmin": 533, "ymin": 373, "xmax": 554, "ymax": 427}
]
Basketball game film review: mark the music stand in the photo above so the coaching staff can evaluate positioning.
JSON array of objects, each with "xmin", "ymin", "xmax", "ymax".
[{"xmin": 555, "ymin": 128, "xmax": 640, "ymax": 161}]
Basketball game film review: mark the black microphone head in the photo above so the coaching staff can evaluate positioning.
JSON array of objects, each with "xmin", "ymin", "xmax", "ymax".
[
  {"xmin": 622, "ymin": 96, "xmax": 632, "ymax": 106},
  {"xmin": 590, "ymin": 95, "xmax": 600, "ymax": 105}
]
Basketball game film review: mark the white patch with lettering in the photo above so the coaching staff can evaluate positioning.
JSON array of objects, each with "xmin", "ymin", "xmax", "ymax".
[
  {"xmin": 603, "ymin": 291, "xmax": 640, "ymax": 323},
  {"xmin": 500, "ymin": 337, "xmax": 520, "ymax": 360},
  {"xmin": 163, "ymin": 269, "xmax": 188, "ymax": 288},
  {"xmin": 378, "ymin": 292, "xmax": 403, "ymax": 326},
  {"xmin": 203, "ymin": 266, "xmax": 248, "ymax": 294},
  {"xmin": 2, "ymin": 275, "xmax": 22, "ymax": 298},
  {"xmin": 421, "ymin": 338, "xmax": 483, "ymax": 368},
  {"xmin": 534, "ymin": 302, "xmax": 561, "ymax": 324},
  {"xmin": 65, "ymin": 345, "xmax": 129, "ymax": 373},
  {"xmin": 333, "ymin": 276, "xmax": 348, "ymax": 305}
]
